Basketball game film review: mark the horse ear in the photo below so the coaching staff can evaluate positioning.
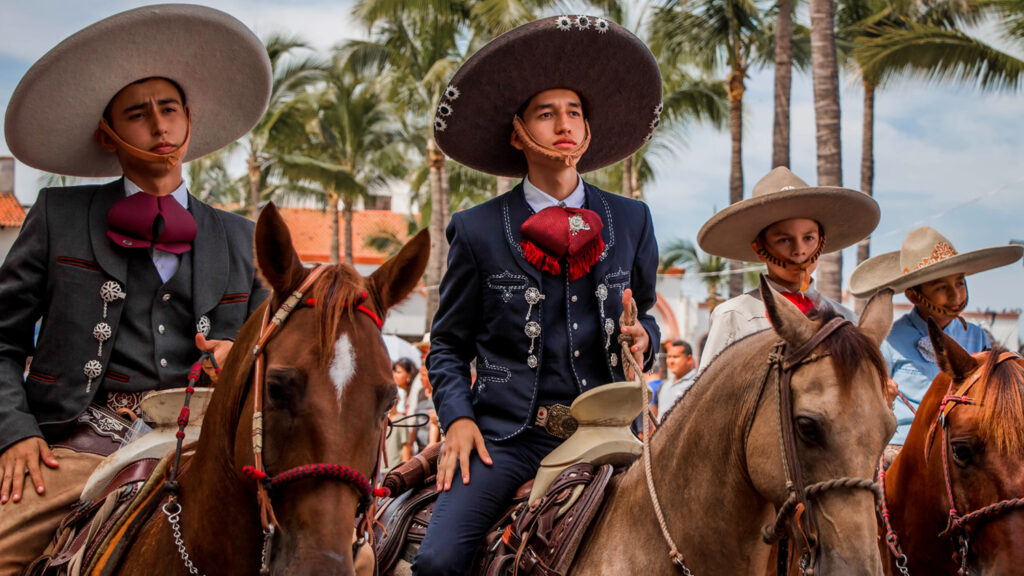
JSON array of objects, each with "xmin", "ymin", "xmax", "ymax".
[
  {"xmin": 760, "ymin": 275, "xmax": 816, "ymax": 347},
  {"xmin": 367, "ymin": 229, "xmax": 430, "ymax": 313},
  {"xmin": 927, "ymin": 317, "xmax": 979, "ymax": 381},
  {"xmin": 857, "ymin": 289, "xmax": 893, "ymax": 347},
  {"xmin": 254, "ymin": 202, "xmax": 306, "ymax": 296}
]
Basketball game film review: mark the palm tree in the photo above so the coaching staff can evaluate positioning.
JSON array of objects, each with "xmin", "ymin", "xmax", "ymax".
[
  {"xmin": 809, "ymin": 0, "xmax": 845, "ymax": 301},
  {"xmin": 661, "ymin": 238, "xmax": 728, "ymax": 302},
  {"xmin": 243, "ymin": 34, "xmax": 326, "ymax": 220},
  {"xmin": 651, "ymin": 0, "xmax": 770, "ymax": 298},
  {"xmin": 186, "ymin": 144, "xmax": 245, "ymax": 209},
  {"xmin": 770, "ymin": 0, "xmax": 814, "ymax": 167},
  {"xmin": 842, "ymin": 0, "xmax": 1024, "ymax": 265}
]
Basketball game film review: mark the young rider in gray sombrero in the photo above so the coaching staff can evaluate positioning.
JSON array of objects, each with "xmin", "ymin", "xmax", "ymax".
[
  {"xmin": 850, "ymin": 226, "xmax": 1023, "ymax": 450},
  {"xmin": 418, "ymin": 15, "xmax": 662, "ymax": 575},
  {"xmin": 696, "ymin": 166, "xmax": 880, "ymax": 373},
  {"xmin": 0, "ymin": 5, "xmax": 270, "ymax": 572}
]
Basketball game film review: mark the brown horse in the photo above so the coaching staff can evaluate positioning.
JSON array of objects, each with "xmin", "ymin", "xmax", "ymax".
[
  {"xmin": 114, "ymin": 204, "xmax": 428, "ymax": 576},
  {"xmin": 570, "ymin": 280, "xmax": 895, "ymax": 575},
  {"xmin": 878, "ymin": 319, "xmax": 1024, "ymax": 576}
]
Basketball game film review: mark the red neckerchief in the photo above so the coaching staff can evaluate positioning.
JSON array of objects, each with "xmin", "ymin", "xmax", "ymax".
[
  {"xmin": 780, "ymin": 291, "xmax": 815, "ymax": 315},
  {"xmin": 107, "ymin": 191, "xmax": 197, "ymax": 254},
  {"xmin": 519, "ymin": 206, "xmax": 604, "ymax": 281}
]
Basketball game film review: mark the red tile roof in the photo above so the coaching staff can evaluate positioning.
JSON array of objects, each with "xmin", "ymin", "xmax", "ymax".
[
  {"xmin": 0, "ymin": 194, "xmax": 26, "ymax": 228},
  {"xmin": 277, "ymin": 208, "xmax": 413, "ymax": 264}
]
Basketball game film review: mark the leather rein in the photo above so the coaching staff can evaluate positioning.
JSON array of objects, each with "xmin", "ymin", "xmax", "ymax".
[{"xmin": 878, "ymin": 351, "xmax": 1024, "ymax": 576}]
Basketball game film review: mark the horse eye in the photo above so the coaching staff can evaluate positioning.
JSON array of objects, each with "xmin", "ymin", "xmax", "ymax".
[
  {"xmin": 266, "ymin": 368, "xmax": 305, "ymax": 408},
  {"xmin": 796, "ymin": 416, "xmax": 823, "ymax": 445},
  {"xmin": 951, "ymin": 442, "xmax": 975, "ymax": 467}
]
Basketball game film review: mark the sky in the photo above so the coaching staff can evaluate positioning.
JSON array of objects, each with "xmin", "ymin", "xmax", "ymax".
[{"xmin": 2, "ymin": 0, "xmax": 1023, "ymax": 336}]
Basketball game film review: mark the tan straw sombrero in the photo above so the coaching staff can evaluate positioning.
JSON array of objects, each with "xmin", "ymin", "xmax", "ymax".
[
  {"xmin": 698, "ymin": 167, "xmax": 880, "ymax": 262},
  {"xmin": 4, "ymin": 4, "xmax": 271, "ymax": 178},
  {"xmin": 849, "ymin": 226, "xmax": 1023, "ymax": 298},
  {"xmin": 433, "ymin": 15, "xmax": 662, "ymax": 177}
]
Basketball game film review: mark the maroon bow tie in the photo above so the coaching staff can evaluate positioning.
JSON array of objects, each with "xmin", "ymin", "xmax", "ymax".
[
  {"xmin": 519, "ymin": 206, "xmax": 604, "ymax": 281},
  {"xmin": 107, "ymin": 192, "xmax": 196, "ymax": 254},
  {"xmin": 780, "ymin": 291, "xmax": 815, "ymax": 315}
]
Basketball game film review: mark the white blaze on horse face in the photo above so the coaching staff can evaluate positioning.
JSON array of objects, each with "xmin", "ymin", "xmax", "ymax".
[{"xmin": 330, "ymin": 333, "xmax": 356, "ymax": 404}]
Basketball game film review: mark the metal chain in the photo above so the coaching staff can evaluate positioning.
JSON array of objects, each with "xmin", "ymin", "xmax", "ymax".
[{"xmin": 162, "ymin": 498, "xmax": 206, "ymax": 576}]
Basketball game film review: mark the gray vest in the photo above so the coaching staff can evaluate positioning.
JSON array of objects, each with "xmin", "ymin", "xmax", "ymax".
[{"xmin": 101, "ymin": 250, "xmax": 196, "ymax": 393}]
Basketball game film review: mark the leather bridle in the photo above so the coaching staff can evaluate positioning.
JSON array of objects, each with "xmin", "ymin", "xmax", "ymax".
[{"xmin": 879, "ymin": 351, "xmax": 1024, "ymax": 576}]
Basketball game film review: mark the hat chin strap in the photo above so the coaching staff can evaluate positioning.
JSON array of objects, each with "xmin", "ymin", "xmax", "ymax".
[
  {"xmin": 907, "ymin": 286, "xmax": 969, "ymax": 329},
  {"xmin": 97, "ymin": 110, "xmax": 192, "ymax": 172},
  {"xmin": 751, "ymin": 235, "xmax": 826, "ymax": 294},
  {"xmin": 512, "ymin": 116, "xmax": 591, "ymax": 169}
]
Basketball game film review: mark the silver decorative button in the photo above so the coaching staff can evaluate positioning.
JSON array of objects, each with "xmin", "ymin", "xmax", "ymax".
[
  {"xmin": 582, "ymin": 379, "xmax": 588, "ymax": 387},
  {"xmin": 196, "ymin": 315, "xmax": 211, "ymax": 337},
  {"xmin": 92, "ymin": 322, "xmax": 111, "ymax": 342},
  {"xmin": 528, "ymin": 355, "xmax": 538, "ymax": 368},
  {"xmin": 158, "ymin": 324, "xmax": 166, "ymax": 334},
  {"xmin": 160, "ymin": 358, "xmax": 168, "ymax": 368},
  {"xmin": 596, "ymin": 284, "xmax": 608, "ymax": 300},
  {"xmin": 100, "ymin": 281, "xmax": 125, "ymax": 303},
  {"xmin": 162, "ymin": 293, "xmax": 171, "ymax": 302},
  {"xmin": 572, "ymin": 322, "xmax": 578, "ymax": 330},
  {"xmin": 571, "ymin": 295, "xmax": 578, "ymax": 303},
  {"xmin": 83, "ymin": 360, "xmax": 103, "ymax": 379},
  {"xmin": 573, "ymin": 350, "xmax": 580, "ymax": 358}
]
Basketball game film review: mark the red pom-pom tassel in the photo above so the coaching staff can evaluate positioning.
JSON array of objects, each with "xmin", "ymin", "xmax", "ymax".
[
  {"xmin": 242, "ymin": 466, "xmax": 268, "ymax": 481},
  {"xmin": 373, "ymin": 487, "xmax": 391, "ymax": 498}
]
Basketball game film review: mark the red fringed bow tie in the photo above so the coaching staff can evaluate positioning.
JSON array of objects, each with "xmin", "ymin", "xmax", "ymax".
[
  {"xmin": 107, "ymin": 192, "xmax": 197, "ymax": 254},
  {"xmin": 780, "ymin": 291, "xmax": 815, "ymax": 315},
  {"xmin": 520, "ymin": 206, "xmax": 604, "ymax": 281}
]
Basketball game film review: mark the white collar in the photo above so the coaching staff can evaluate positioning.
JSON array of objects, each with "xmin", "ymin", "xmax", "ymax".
[
  {"xmin": 523, "ymin": 175, "xmax": 585, "ymax": 212},
  {"xmin": 123, "ymin": 178, "xmax": 189, "ymax": 209}
]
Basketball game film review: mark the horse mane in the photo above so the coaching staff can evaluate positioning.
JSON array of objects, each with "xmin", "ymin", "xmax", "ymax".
[
  {"xmin": 306, "ymin": 263, "xmax": 367, "ymax": 368},
  {"xmin": 812, "ymin": 306, "xmax": 888, "ymax": 392},
  {"xmin": 962, "ymin": 348, "xmax": 1024, "ymax": 456}
]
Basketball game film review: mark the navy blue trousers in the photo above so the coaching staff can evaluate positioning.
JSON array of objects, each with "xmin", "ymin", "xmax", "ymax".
[{"xmin": 412, "ymin": 427, "xmax": 563, "ymax": 576}]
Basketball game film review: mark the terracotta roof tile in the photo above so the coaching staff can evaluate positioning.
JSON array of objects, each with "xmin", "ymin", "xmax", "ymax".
[
  {"xmin": 277, "ymin": 208, "xmax": 412, "ymax": 264},
  {"xmin": 0, "ymin": 194, "xmax": 26, "ymax": 228}
]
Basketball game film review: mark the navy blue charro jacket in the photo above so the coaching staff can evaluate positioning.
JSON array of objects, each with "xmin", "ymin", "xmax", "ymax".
[{"xmin": 428, "ymin": 182, "xmax": 660, "ymax": 442}]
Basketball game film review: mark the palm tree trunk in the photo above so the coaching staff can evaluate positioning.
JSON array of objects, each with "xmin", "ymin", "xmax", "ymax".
[
  {"xmin": 857, "ymin": 81, "xmax": 875, "ymax": 266},
  {"xmin": 425, "ymin": 138, "xmax": 448, "ymax": 330},
  {"xmin": 343, "ymin": 197, "xmax": 355, "ymax": 267},
  {"xmin": 727, "ymin": 68, "xmax": 746, "ymax": 298},
  {"xmin": 810, "ymin": 0, "xmax": 844, "ymax": 301},
  {"xmin": 328, "ymin": 187, "xmax": 340, "ymax": 265},
  {"xmin": 772, "ymin": 0, "xmax": 794, "ymax": 168},
  {"xmin": 623, "ymin": 156, "xmax": 634, "ymax": 198},
  {"xmin": 248, "ymin": 151, "xmax": 261, "ymax": 221}
]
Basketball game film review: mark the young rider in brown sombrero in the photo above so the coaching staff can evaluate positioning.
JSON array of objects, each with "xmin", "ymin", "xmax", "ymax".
[
  {"xmin": 418, "ymin": 15, "xmax": 662, "ymax": 575},
  {"xmin": 849, "ymin": 226, "xmax": 1023, "ymax": 449},
  {"xmin": 696, "ymin": 166, "xmax": 880, "ymax": 372},
  {"xmin": 0, "ymin": 6, "xmax": 270, "ymax": 572}
]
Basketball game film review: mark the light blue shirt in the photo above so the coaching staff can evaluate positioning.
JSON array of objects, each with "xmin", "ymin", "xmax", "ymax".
[
  {"xmin": 882, "ymin": 308, "xmax": 989, "ymax": 445},
  {"xmin": 123, "ymin": 178, "xmax": 189, "ymax": 283},
  {"xmin": 523, "ymin": 175, "xmax": 585, "ymax": 212}
]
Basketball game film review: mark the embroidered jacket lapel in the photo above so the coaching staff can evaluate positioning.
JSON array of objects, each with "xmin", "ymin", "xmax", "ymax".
[
  {"xmin": 189, "ymin": 195, "xmax": 229, "ymax": 318},
  {"xmin": 501, "ymin": 184, "xmax": 542, "ymax": 285},
  {"xmin": 89, "ymin": 179, "xmax": 129, "ymax": 283},
  {"xmin": 584, "ymin": 182, "xmax": 615, "ymax": 282}
]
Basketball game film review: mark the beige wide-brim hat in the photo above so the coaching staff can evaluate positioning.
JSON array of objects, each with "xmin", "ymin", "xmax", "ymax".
[
  {"xmin": 849, "ymin": 226, "xmax": 1023, "ymax": 297},
  {"xmin": 433, "ymin": 15, "xmax": 662, "ymax": 177},
  {"xmin": 4, "ymin": 4, "xmax": 271, "ymax": 178},
  {"xmin": 698, "ymin": 167, "xmax": 880, "ymax": 262}
]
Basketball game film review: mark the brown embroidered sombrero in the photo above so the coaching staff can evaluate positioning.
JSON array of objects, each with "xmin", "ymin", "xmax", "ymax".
[
  {"xmin": 698, "ymin": 167, "xmax": 880, "ymax": 262},
  {"xmin": 849, "ymin": 226, "xmax": 1023, "ymax": 297},
  {"xmin": 4, "ymin": 4, "xmax": 271, "ymax": 178},
  {"xmin": 433, "ymin": 15, "xmax": 662, "ymax": 177}
]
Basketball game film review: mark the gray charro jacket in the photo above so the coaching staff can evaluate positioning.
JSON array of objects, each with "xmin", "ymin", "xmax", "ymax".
[{"xmin": 0, "ymin": 179, "xmax": 265, "ymax": 452}]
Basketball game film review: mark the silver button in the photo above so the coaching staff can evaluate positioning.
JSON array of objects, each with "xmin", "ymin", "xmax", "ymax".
[
  {"xmin": 573, "ymin": 350, "xmax": 580, "ymax": 358},
  {"xmin": 582, "ymin": 379, "xmax": 587, "ymax": 387},
  {"xmin": 162, "ymin": 293, "xmax": 171, "ymax": 302},
  {"xmin": 160, "ymin": 358, "xmax": 168, "ymax": 368},
  {"xmin": 571, "ymin": 295, "xmax": 578, "ymax": 303},
  {"xmin": 158, "ymin": 324, "xmax": 166, "ymax": 334},
  {"xmin": 572, "ymin": 322, "xmax": 578, "ymax": 330}
]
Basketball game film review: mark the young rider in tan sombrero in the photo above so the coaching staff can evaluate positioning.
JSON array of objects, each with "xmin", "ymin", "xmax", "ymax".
[
  {"xmin": 0, "ymin": 6, "xmax": 270, "ymax": 572},
  {"xmin": 695, "ymin": 166, "xmax": 880, "ymax": 373},
  {"xmin": 850, "ymin": 226, "xmax": 1023, "ymax": 448}
]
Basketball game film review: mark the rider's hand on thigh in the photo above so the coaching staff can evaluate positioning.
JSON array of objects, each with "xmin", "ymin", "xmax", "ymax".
[
  {"xmin": 437, "ymin": 418, "xmax": 492, "ymax": 491},
  {"xmin": 0, "ymin": 437, "xmax": 59, "ymax": 504}
]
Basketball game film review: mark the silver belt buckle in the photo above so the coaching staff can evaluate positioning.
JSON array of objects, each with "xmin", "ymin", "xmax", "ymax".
[{"xmin": 534, "ymin": 404, "xmax": 577, "ymax": 439}]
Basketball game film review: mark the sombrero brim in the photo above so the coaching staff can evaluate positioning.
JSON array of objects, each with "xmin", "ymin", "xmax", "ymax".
[
  {"xmin": 4, "ymin": 4, "xmax": 271, "ymax": 178},
  {"xmin": 697, "ymin": 187, "xmax": 880, "ymax": 262},
  {"xmin": 433, "ymin": 15, "xmax": 662, "ymax": 177},
  {"xmin": 849, "ymin": 244, "xmax": 1024, "ymax": 298}
]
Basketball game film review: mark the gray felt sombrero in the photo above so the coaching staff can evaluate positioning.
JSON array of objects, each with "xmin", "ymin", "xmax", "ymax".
[
  {"xmin": 433, "ymin": 15, "xmax": 662, "ymax": 177},
  {"xmin": 849, "ymin": 226, "xmax": 1023, "ymax": 297},
  {"xmin": 4, "ymin": 4, "xmax": 271, "ymax": 178},
  {"xmin": 698, "ymin": 167, "xmax": 880, "ymax": 262}
]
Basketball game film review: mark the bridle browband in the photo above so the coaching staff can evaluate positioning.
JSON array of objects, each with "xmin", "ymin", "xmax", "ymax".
[
  {"xmin": 633, "ymin": 316, "xmax": 881, "ymax": 575},
  {"xmin": 879, "ymin": 350, "xmax": 1024, "ymax": 576},
  {"xmin": 752, "ymin": 317, "xmax": 883, "ymax": 576}
]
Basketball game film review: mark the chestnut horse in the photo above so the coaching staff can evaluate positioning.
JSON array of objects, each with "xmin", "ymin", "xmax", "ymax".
[
  {"xmin": 113, "ymin": 204, "xmax": 428, "ymax": 576},
  {"xmin": 570, "ymin": 280, "xmax": 895, "ymax": 575},
  {"xmin": 878, "ymin": 319, "xmax": 1024, "ymax": 576}
]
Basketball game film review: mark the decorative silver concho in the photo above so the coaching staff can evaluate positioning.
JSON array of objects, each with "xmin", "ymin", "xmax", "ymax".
[
  {"xmin": 568, "ymin": 213, "xmax": 590, "ymax": 236},
  {"xmin": 197, "ymin": 315, "xmax": 211, "ymax": 338},
  {"xmin": 100, "ymin": 281, "xmax": 125, "ymax": 319},
  {"xmin": 93, "ymin": 322, "xmax": 112, "ymax": 355},
  {"xmin": 83, "ymin": 360, "xmax": 103, "ymax": 393}
]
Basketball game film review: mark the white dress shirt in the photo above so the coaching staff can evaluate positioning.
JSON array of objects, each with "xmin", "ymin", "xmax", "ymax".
[{"xmin": 523, "ymin": 175, "xmax": 585, "ymax": 212}]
